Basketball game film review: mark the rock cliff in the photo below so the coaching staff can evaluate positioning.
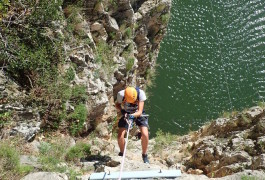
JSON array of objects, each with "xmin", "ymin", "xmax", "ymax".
[
  {"xmin": 0, "ymin": 0, "xmax": 171, "ymax": 139},
  {"xmin": 1, "ymin": 1, "xmax": 265, "ymax": 180}
]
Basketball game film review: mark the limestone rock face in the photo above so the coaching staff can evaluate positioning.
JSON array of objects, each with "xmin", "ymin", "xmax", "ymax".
[
  {"xmin": 182, "ymin": 106, "xmax": 265, "ymax": 178},
  {"xmin": 21, "ymin": 172, "xmax": 68, "ymax": 180},
  {"xmin": 1, "ymin": 0, "xmax": 172, "ymax": 139},
  {"xmin": 148, "ymin": 106, "xmax": 265, "ymax": 178}
]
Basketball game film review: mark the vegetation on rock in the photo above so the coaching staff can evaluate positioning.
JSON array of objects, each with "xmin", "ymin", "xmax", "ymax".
[
  {"xmin": 0, "ymin": 0, "xmax": 89, "ymax": 135},
  {"xmin": 0, "ymin": 140, "xmax": 33, "ymax": 180}
]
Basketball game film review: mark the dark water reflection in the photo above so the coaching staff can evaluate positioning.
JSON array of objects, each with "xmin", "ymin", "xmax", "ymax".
[{"xmin": 146, "ymin": 0, "xmax": 265, "ymax": 136}]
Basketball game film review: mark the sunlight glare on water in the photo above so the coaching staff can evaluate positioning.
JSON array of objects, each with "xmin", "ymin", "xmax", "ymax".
[{"xmin": 146, "ymin": 0, "xmax": 265, "ymax": 136}]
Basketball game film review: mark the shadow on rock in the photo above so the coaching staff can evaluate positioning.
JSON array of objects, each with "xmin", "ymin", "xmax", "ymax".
[{"xmin": 81, "ymin": 154, "xmax": 120, "ymax": 172}]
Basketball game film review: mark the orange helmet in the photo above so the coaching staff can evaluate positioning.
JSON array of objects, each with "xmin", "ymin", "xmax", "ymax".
[{"xmin": 124, "ymin": 87, "xmax": 137, "ymax": 103}]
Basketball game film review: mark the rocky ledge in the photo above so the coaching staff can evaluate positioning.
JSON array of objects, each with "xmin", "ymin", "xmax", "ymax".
[{"xmin": 17, "ymin": 105, "xmax": 265, "ymax": 179}]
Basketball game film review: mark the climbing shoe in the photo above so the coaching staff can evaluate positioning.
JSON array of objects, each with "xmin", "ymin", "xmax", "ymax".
[
  {"xmin": 118, "ymin": 152, "xmax": 123, "ymax": 156},
  {"xmin": 142, "ymin": 154, "xmax": 149, "ymax": 163}
]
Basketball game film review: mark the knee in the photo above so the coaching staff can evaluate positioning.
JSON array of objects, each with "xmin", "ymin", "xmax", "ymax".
[
  {"xmin": 141, "ymin": 131, "xmax": 149, "ymax": 139},
  {"xmin": 118, "ymin": 130, "xmax": 125, "ymax": 140},
  {"xmin": 117, "ymin": 133, "xmax": 123, "ymax": 140}
]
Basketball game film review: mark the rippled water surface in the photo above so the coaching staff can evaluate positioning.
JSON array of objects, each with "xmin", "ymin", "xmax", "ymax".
[{"xmin": 146, "ymin": 0, "xmax": 265, "ymax": 136}]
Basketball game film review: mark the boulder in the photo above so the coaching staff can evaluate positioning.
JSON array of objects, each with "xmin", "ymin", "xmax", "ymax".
[
  {"xmin": 95, "ymin": 121, "xmax": 109, "ymax": 139},
  {"xmin": 90, "ymin": 22, "xmax": 108, "ymax": 42},
  {"xmin": 252, "ymin": 154, "xmax": 265, "ymax": 169},
  {"xmin": 201, "ymin": 118, "xmax": 230, "ymax": 137},
  {"xmin": 69, "ymin": 55, "xmax": 88, "ymax": 67},
  {"xmin": 11, "ymin": 121, "xmax": 41, "ymax": 142},
  {"xmin": 257, "ymin": 136, "xmax": 265, "ymax": 153},
  {"xmin": 205, "ymin": 160, "xmax": 220, "ymax": 174},
  {"xmin": 246, "ymin": 106, "xmax": 264, "ymax": 120},
  {"xmin": 219, "ymin": 170, "xmax": 265, "ymax": 180},
  {"xmin": 219, "ymin": 151, "xmax": 252, "ymax": 167},
  {"xmin": 21, "ymin": 172, "xmax": 68, "ymax": 180},
  {"xmin": 248, "ymin": 119, "xmax": 265, "ymax": 139},
  {"xmin": 209, "ymin": 163, "xmax": 240, "ymax": 178},
  {"xmin": 187, "ymin": 168, "xmax": 204, "ymax": 175},
  {"xmin": 231, "ymin": 137, "xmax": 255, "ymax": 154},
  {"xmin": 20, "ymin": 155, "xmax": 42, "ymax": 169},
  {"xmin": 0, "ymin": 70, "xmax": 7, "ymax": 91},
  {"xmin": 24, "ymin": 140, "xmax": 41, "ymax": 154},
  {"xmin": 76, "ymin": 174, "xmax": 90, "ymax": 180},
  {"xmin": 178, "ymin": 173, "xmax": 210, "ymax": 179},
  {"xmin": 103, "ymin": 15, "xmax": 119, "ymax": 32}
]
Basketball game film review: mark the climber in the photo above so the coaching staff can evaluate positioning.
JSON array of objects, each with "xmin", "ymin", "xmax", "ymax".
[{"xmin": 115, "ymin": 86, "xmax": 149, "ymax": 163}]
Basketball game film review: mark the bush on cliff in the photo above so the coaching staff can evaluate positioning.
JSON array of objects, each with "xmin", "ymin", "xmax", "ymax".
[
  {"xmin": 0, "ymin": 141, "xmax": 33, "ymax": 180},
  {"xmin": 1, "ymin": 0, "xmax": 64, "ymax": 87},
  {"xmin": 0, "ymin": 0, "xmax": 90, "ymax": 135},
  {"xmin": 65, "ymin": 142, "xmax": 91, "ymax": 163},
  {"xmin": 153, "ymin": 129, "xmax": 178, "ymax": 153},
  {"xmin": 38, "ymin": 136, "xmax": 91, "ymax": 179}
]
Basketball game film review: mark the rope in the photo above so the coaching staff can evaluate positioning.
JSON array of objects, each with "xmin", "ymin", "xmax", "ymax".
[
  {"xmin": 118, "ymin": 119, "xmax": 132, "ymax": 180},
  {"xmin": 209, "ymin": 0, "xmax": 233, "ymax": 110}
]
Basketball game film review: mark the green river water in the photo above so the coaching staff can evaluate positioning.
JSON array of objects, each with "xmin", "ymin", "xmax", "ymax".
[{"xmin": 146, "ymin": 0, "xmax": 265, "ymax": 136}]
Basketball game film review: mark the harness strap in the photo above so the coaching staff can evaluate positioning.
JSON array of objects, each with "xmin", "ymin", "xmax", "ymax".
[{"xmin": 135, "ymin": 86, "xmax": 140, "ymax": 101}]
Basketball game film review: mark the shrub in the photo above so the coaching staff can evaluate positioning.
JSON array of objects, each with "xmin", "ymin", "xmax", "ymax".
[
  {"xmin": 241, "ymin": 175, "xmax": 258, "ymax": 180},
  {"xmin": 0, "ymin": 0, "xmax": 10, "ymax": 20},
  {"xmin": 65, "ymin": 67, "xmax": 75, "ymax": 82},
  {"xmin": 257, "ymin": 101, "xmax": 265, "ymax": 108},
  {"xmin": 8, "ymin": 42, "xmax": 55, "ymax": 84},
  {"xmin": 64, "ymin": 4, "xmax": 82, "ymax": 35},
  {"xmin": 18, "ymin": 165, "xmax": 34, "ymax": 175},
  {"xmin": 156, "ymin": 4, "xmax": 166, "ymax": 13},
  {"xmin": 37, "ymin": 137, "xmax": 85, "ymax": 177},
  {"xmin": 68, "ymin": 104, "xmax": 88, "ymax": 135},
  {"xmin": 126, "ymin": 57, "xmax": 135, "ymax": 72},
  {"xmin": 145, "ymin": 67, "xmax": 157, "ymax": 88},
  {"xmin": 0, "ymin": 141, "xmax": 34, "ymax": 179},
  {"xmin": 39, "ymin": 142, "xmax": 52, "ymax": 155},
  {"xmin": 0, "ymin": 111, "xmax": 12, "ymax": 127},
  {"xmin": 161, "ymin": 13, "xmax": 170, "ymax": 24},
  {"xmin": 65, "ymin": 142, "xmax": 91, "ymax": 163},
  {"xmin": 2, "ymin": 0, "xmax": 64, "ymax": 88},
  {"xmin": 1, "ymin": 0, "xmax": 87, "ymax": 134},
  {"xmin": 95, "ymin": 41, "xmax": 113, "ymax": 64},
  {"xmin": 95, "ymin": 41, "xmax": 116, "ymax": 76},
  {"xmin": 109, "ymin": 32, "xmax": 116, "ymax": 40},
  {"xmin": 70, "ymin": 85, "xmax": 88, "ymax": 103},
  {"xmin": 124, "ymin": 27, "xmax": 132, "ymax": 38},
  {"xmin": 29, "ymin": 0, "xmax": 64, "ymax": 25},
  {"xmin": 109, "ymin": 0, "xmax": 118, "ymax": 9},
  {"xmin": 0, "ymin": 142, "xmax": 19, "ymax": 172},
  {"xmin": 153, "ymin": 129, "xmax": 177, "ymax": 153},
  {"xmin": 39, "ymin": 139, "xmax": 69, "ymax": 172}
]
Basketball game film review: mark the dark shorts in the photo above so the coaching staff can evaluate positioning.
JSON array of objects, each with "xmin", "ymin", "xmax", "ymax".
[{"xmin": 118, "ymin": 115, "xmax": 149, "ymax": 129}]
